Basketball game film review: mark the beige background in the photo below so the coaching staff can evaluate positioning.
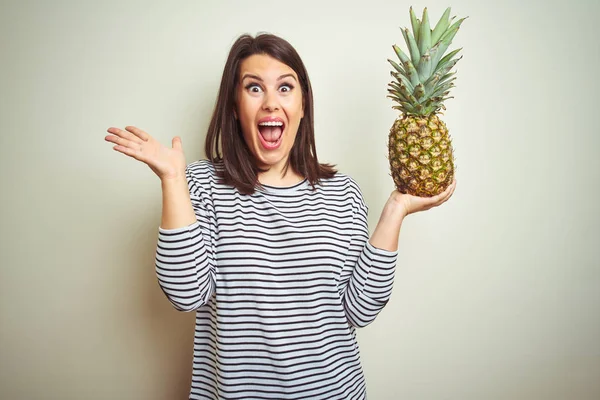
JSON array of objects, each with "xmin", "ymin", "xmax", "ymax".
[{"xmin": 1, "ymin": 0, "xmax": 599, "ymax": 399}]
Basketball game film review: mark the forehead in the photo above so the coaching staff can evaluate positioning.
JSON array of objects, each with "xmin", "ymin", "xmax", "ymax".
[{"xmin": 239, "ymin": 54, "xmax": 298, "ymax": 80}]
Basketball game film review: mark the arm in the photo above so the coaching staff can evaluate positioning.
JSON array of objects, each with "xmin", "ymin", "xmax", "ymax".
[
  {"xmin": 339, "ymin": 199, "xmax": 398, "ymax": 328},
  {"xmin": 104, "ymin": 128, "xmax": 217, "ymax": 311},
  {"xmin": 369, "ymin": 197, "xmax": 407, "ymax": 251},
  {"xmin": 370, "ymin": 181, "xmax": 457, "ymax": 251},
  {"xmin": 341, "ymin": 181, "xmax": 457, "ymax": 326},
  {"xmin": 159, "ymin": 173, "xmax": 196, "ymax": 229},
  {"xmin": 154, "ymin": 164, "xmax": 217, "ymax": 312}
]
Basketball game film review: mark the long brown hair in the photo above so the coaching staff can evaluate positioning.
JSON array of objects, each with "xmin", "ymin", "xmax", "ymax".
[{"xmin": 204, "ymin": 33, "xmax": 336, "ymax": 194}]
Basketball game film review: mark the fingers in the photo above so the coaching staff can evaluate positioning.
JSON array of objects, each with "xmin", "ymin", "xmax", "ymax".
[
  {"xmin": 434, "ymin": 178, "xmax": 456, "ymax": 206},
  {"xmin": 105, "ymin": 127, "xmax": 148, "ymax": 162},
  {"xmin": 124, "ymin": 126, "xmax": 150, "ymax": 142},
  {"xmin": 446, "ymin": 178, "xmax": 457, "ymax": 200},
  {"xmin": 172, "ymin": 136, "xmax": 182, "ymax": 151},
  {"xmin": 106, "ymin": 127, "xmax": 143, "ymax": 144},
  {"xmin": 111, "ymin": 144, "xmax": 144, "ymax": 162},
  {"xmin": 421, "ymin": 179, "xmax": 456, "ymax": 211},
  {"xmin": 105, "ymin": 131, "xmax": 143, "ymax": 152}
]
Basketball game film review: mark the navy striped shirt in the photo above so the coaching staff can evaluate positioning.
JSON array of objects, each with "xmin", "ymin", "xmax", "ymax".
[{"xmin": 155, "ymin": 160, "xmax": 397, "ymax": 400}]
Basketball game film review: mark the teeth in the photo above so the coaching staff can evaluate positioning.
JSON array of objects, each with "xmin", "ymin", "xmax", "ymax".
[{"xmin": 258, "ymin": 121, "xmax": 283, "ymax": 126}]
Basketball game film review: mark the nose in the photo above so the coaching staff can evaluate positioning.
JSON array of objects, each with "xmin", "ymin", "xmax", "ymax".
[{"xmin": 262, "ymin": 90, "xmax": 280, "ymax": 112}]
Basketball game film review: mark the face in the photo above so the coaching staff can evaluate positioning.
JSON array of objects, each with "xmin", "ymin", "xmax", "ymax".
[{"xmin": 235, "ymin": 54, "xmax": 304, "ymax": 172}]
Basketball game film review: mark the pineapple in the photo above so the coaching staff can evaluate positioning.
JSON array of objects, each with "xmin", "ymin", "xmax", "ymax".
[{"xmin": 387, "ymin": 6, "xmax": 466, "ymax": 197}]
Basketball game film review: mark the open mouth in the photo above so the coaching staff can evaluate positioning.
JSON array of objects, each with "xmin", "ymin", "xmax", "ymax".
[{"xmin": 257, "ymin": 121, "xmax": 284, "ymax": 149}]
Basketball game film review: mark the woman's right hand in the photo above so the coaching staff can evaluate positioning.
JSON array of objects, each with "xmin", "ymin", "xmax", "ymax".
[{"xmin": 105, "ymin": 126, "xmax": 187, "ymax": 181}]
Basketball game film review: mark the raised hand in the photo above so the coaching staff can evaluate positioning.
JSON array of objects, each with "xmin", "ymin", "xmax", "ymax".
[
  {"xmin": 391, "ymin": 178, "xmax": 457, "ymax": 217},
  {"xmin": 104, "ymin": 126, "xmax": 187, "ymax": 181}
]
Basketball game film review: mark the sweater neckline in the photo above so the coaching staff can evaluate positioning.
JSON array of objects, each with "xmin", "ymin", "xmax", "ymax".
[{"xmin": 257, "ymin": 178, "xmax": 309, "ymax": 194}]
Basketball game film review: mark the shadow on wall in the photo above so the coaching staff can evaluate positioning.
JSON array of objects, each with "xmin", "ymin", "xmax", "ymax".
[
  {"xmin": 116, "ymin": 206, "xmax": 196, "ymax": 399},
  {"xmin": 109, "ymin": 87, "xmax": 214, "ymax": 398}
]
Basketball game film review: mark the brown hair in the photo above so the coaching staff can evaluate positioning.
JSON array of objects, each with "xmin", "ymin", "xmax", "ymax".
[{"xmin": 204, "ymin": 33, "xmax": 336, "ymax": 194}]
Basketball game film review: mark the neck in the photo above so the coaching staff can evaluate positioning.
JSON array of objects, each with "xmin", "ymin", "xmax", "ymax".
[{"xmin": 258, "ymin": 163, "xmax": 304, "ymax": 187}]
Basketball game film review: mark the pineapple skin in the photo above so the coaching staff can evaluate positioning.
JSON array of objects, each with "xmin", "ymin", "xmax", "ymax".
[{"xmin": 388, "ymin": 113, "xmax": 454, "ymax": 197}]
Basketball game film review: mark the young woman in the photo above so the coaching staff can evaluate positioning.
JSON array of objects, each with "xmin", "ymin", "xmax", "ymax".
[{"xmin": 105, "ymin": 33, "xmax": 455, "ymax": 400}]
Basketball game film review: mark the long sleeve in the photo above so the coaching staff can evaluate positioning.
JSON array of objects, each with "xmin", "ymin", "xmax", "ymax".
[
  {"xmin": 339, "ymin": 198, "xmax": 398, "ymax": 328},
  {"xmin": 154, "ymin": 164, "xmax": 217, "ymax": 312}
]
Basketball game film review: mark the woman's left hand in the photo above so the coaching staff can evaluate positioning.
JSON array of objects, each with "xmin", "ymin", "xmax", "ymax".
[{"xmin": 388, "ymin": 178, "xmax": 457, "ymax": 217}]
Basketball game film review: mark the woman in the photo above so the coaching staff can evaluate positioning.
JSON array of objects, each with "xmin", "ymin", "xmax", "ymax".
[{"xmin": 105, "ymin": 33, "xmax": 455, "ymax": 400}]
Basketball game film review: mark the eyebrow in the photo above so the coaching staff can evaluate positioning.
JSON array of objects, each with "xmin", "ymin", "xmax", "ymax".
[{"xmin": 241, "ymin": 73, "xmax": 298, "ymax": 83}]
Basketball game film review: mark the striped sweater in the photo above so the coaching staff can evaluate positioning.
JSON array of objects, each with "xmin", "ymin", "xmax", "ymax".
[{"xmin": 155, "ymin": 160, "xmax": 398, "ymax": 400}]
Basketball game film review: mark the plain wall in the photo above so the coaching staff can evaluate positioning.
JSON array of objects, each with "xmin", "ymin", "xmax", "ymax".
[{"xmin": 1, "ymin": 0, "xmax": 598, "ymax": 399}]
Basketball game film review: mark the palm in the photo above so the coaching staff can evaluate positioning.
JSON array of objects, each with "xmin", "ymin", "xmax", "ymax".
[
  {"xmin": 105, "ymin": 126, "xmax": 186, "ymax": 180},
  {"xmin": 393, "ymin": 178, "xmax": 457, "ymax": 216}
]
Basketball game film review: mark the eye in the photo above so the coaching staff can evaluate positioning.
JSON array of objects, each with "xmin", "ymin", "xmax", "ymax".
[
  {"xmin": 280, "ymin": 83, "xmax": 294, "ymax": 93},
  {"xmin": 245, "ymin": 83, "xmax": 263, "ymax": 93}
]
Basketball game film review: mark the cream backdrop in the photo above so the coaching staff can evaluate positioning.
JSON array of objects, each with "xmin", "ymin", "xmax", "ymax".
[{"xmin": 1, "ymin": 0, "xmax": 598, "ymax": 399}]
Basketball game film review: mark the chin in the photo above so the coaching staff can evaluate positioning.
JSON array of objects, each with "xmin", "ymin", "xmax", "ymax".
[
  {"xmin": 252, "ymin": 147, "xmax": 287, "ymax": 167},
  {"xmin": 256, "ymin": 155, "xmax": 285, "ymax": 169}
]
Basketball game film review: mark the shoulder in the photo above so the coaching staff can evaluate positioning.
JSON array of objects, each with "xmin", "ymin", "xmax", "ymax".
[
  {"xmin": 186, "ymin": 159, "xmax": 226, "ymax": 180},
  {"xmin": 186, "ymin": 159, "xmax": 221, "ymax": 176},
  {"xmin": 321, "ymin": 172, "xmax": 361, "ymax": 192},
  {"xmin": 318, "ymin": 172, "xmax": 367, "ymax": 210},
  {"xmin": 185, "ymin": 159, "xmax": 224, "ymax": 193}
]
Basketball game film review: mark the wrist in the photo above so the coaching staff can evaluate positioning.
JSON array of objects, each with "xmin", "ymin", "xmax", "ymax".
[
  {"xmin": 382, "ymin": 199, "xmax": 408, "ymax": 222},
  {"xmin": 161, "ymin": 175, "xmax": 188, "ymax": 192}
]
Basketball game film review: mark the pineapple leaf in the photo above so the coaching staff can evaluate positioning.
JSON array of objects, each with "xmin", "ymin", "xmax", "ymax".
[
  {"xmin": 387, "ymin": 58, "xmax": 406, "ymax": 75},
  {"xmin": 426, "ymin": 69, "xmax": 444, "ymax": 86},
  {"xmin": 430, "ymin": 95, "xmax": 454, "ymax": 104},
  {"xmin": 434, "ymin": 79, "xmax": 455, "ymax": 91},
  {"xmin": 424, "ymin": 76, "xmax": 455, "ymax": 98},
  {"xmin": 430, "ymin": 84, "xmax": 454, "ymax": 99},
  {"xmin": 433, "ymin": 18, "xmax": 466, "ymax": 66},
  {"xmin": 390, "ymin": 71, "xmax": 415, "ymax": 93},
  {"xmin": 431, "ymin": 7, "xmax": 452, "ymax": 44},
  {"xmin": 388, "ymin": 81, "xmax": 408, "ymax": 95},
  {"xmin": 437, "ymin": 74, "xmax": 456, "ymax": 87},
  {"xmin": 387, "ymin": 88, "xmax": 406, "ymax": 100},
  {"xmin": 387, "ymin": 94, "xmax": 413, "ymax": 110},
  {"xmin": 404, "ymin": 28, "xmax": 421, "ymax": 68},
  {"xmin": 444, "ymin": 16, "xmax": 468, "ymax": 39},
  {"xmin": 433, "ymin": 55, "xmax": 463, "ymax": 77},
  {"xmin": 389, "ymin": 6, "xmax": 467, "ymax": 117},
  {"xmin": 404, "ymin": 60, "xmax": 422, "ymax": 88},
  {"xmin": 392, "ymin": 105, "xmax": 411, "ymax": 113},
  {"xmin": 392, "ymin": 80, "xmax": 419, "ymax": 103},
  {"xmin": 435, "ymin": 48, "xmax": 462, "ymax": 72},
  {"xmin": 387, "ymin": 84, "xmax": 408, "ymax": 101},
  {"xmin": 427, "ymin": 42, "xmax": 441, "ymax": 69},
  {"xmin": 423, "ymin": 72, "xmax": 454, "ymax": 95},
  {"xmin": 409, "ymin": 6, "xmax": 421, "ymax": 45},
  {"xmin": 438, "ymin": 17, "xmax": 467, "ymax": 46},
  {"xmin": 420, "ymin": 42, "xmax": 442, "ymax": 81},
  {"xmin": 387, "ymin": 82, "xmax": 401, "ymax": 91},
  {"xmin": 418, "ymin": 51, "xmax": 432, "ymax": 82},
  {"xmin": 414, "ymin": 83, "xmax": 426, "ymax": 101},
  {"xmin": 418, "ymin": 8, "xmax": 432, "ymax": 56},
  {"xmin": 387, "ymin": 85, "xmax": 410, "ymax": 101},
  {"xmin": 392, "ymin": 45, "xmax": 421, "ymax": 87},
  {"xmin": 392, "ymin": 44, "xmax": 410, "ymax": 65},
  {"xmin": 400, "ymin": 102, "xmax": 417, "ymax": 111},
  {"xmin": 423, "ymin": 73, "xmax": 441, "ymax": 96}
]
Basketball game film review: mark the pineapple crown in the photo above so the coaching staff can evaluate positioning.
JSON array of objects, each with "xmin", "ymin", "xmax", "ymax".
[{"xmin": 388, "ymin": 7, "xmax": 467, "ymax": 116}]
